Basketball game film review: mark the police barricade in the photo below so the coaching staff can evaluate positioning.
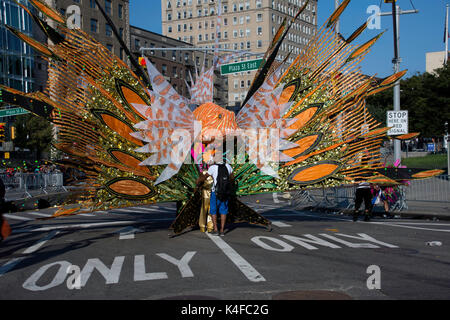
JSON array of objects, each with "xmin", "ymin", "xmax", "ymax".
[
  {"xmin": 291, "ymin": 176, "xmax": 449, "ymax": 212},
  {"xmin": 2, "ymin": 172, "xmax": 66, "ymax": 199},
  {"xmin": 405, "ymin": 175, "xmax": 450, "ymax": 202}
]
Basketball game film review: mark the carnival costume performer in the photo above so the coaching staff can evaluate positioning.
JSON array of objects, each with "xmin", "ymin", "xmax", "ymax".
[{"xmin": 0, "ymin": 0, "xmax": 443, "ymax": 235}]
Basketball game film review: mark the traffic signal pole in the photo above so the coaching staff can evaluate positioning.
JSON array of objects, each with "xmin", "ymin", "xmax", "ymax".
[{"xmin": 379, "ymin": 1, "xmax": 418, "ymax": 165}]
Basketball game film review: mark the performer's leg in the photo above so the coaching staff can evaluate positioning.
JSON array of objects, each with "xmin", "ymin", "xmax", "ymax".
[
  {"xmin": 363, "ymin": 189, "xmax": 372, "ymax": 221},
  {"xmin": 353, "ymin": 189, "xmax": 362, "ymax": 221},
  {"xmin": 219, "ymin": 199, "xmax": 228, "ymax": 235},
  {"xmin": 220, "ymin": 214, "xmax": 226, "ymax": 234},
  {"xmin": 210, "ymin": 192, "xmax": 219, "ymax": 233}
]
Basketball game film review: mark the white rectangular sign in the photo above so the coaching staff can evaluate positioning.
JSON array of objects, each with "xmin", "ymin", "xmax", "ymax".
[{"xmin": 387, "ymin": 110, "xmax": 408, "ymax": 135}]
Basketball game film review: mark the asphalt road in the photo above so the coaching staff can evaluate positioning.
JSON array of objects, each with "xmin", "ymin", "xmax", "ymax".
[{"xmin": 1, "ymin": 193, "xmax": 450, "ymax": 301}]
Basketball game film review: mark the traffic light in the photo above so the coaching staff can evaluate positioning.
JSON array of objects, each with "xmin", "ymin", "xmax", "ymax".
[{"xmin": 0, "ymin": 123, "xmax": 5, "ymax": 142}]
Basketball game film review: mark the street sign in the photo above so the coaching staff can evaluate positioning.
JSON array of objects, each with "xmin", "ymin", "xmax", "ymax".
[
  {"xmin": 387, "ymin": 110, "xmax": 408, "ymax": 135},
  {"xmin": 220, "ymin": 59, "xmax": 263, "ymax": 75},
  {"xmin": 0, "ymin": 107, "xmax": 30, "ymax": 117}
]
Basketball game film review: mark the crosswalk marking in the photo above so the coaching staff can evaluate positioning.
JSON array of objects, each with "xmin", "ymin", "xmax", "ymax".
[
  {"xmin": 26, "ymin": 212, "xmax": 52, "ymax": 217},
  {"xmin": 271, "ymin": 221, "xmax": 292, "ymax": 228},
  {"xmin": 3, "ymin": 214, "xmax": 33, "ymax": 221}
]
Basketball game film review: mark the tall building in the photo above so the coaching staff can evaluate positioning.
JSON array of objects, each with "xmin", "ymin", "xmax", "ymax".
[
  {"xmin": 426, "ymin": 51, "xmax": 448, "ymax": 74},
  {"xmin": 0, "ymin": 0, "xmax": 45, "ymax": 146},
  {"xmin": 130, "ymin": 25, "xmax": 228, "ymax": 106},
  {"xmin": 0, "ymin": 0, "xmax": 35, "ymax": 92},
  {"xmin": 161, "ymin": 0, "xmax": 318, "ymax": 105},
  {"xmin": 49, "ymin": 0, "xmax": 130, "ymax": 62}
]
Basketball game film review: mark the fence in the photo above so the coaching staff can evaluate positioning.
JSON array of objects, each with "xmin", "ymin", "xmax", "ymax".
[
  {"xmin": 291, "ymin": 175, "xmax": 450, "ymax": 212},
  {"xmin": 1, "ymin": 172, "xmax": 67, "ymax": 200}
]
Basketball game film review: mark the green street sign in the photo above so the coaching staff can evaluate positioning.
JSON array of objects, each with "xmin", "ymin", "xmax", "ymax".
[
  {"xmin": 220, "ymin": 59, "xmax": 263, "ymax": 75},
  {"xmin": 0, "ymin": 107, "xmax": 30, "ymax": 117}
]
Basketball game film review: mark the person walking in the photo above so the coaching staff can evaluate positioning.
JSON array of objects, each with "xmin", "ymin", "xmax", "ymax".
[
  {"xmin": 0, "ymin": 176, "xmax": 11, "ymax": 243},
  {"xmin": 206, "ymin": 159, "xmax": 234, "ymax": 236},
  {"xmin": 353, "ymin": 180, "xmax": 373, "ymax": 222}
]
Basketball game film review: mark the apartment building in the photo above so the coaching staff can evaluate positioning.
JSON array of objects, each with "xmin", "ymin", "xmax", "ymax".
[
  {"xmin": 130, "ymin": 26, "xmax": 228, "ymax": 106},
  {"xmin": 161, "ymin": 0, "xmax": 318, "ymax": 105},
  {"xmin": 49, "ymin": 0, "xmax": 130, "ymax": 61}
]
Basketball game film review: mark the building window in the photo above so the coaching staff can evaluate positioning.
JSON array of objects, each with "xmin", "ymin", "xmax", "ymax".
[
  {"xmin": 257, "ymin": 13, "xmax": 263, "ymax": 22},
  {"xmin": 168, "ymin": 26, "xmax": 173, "ymax": 33},
  {"xmin": 90, "ymin": 0, "xmax": 97, "ymax": 9},
  {"xmin": 106, "ymin": 44, "xmax": 113, "ymax": 52},
  {"xmin": 257, "ymin": 40, "xmax": 262, "ymax": 48},
  {"xmin": 134, "ymin": 39, "xmax": 140, "ymax": 49},
  {"xmin": 256, "ymin": 0, "xmax": 262, "ymax": 8},
  {"xmin": 257, "ymin": 26, "xmax": 262, "ymax": 35},
  {"xmin": 105, "ymin": 0, "xmax": 112, "ymax": 15},
  {"xmin": 119, "ymin": 27, "xmax": 124, "ymax": 38},
  {"xmin": 90, "ymin": 19, "xmax": 98, "ymax": 33},
  {"xmin": 162, "ymin": 64, "xmax": 167, "ymax": 76},
  {"xmin": 118, "ymin": 4, "xmax": 123, "ymax": 19},
  {"xmin": 106, "ymin": 23, "xmax": 112, "ymax": 37}
]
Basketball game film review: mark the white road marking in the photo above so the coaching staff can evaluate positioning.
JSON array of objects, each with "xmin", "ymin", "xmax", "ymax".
[
  {"xmin": 25, "ymin": 212, "xmax": 52, "ymax": 217},
  {"xmin": 271, "ymin": 221, "xmax": 292, "ymax": 228},
  {"xmin": 294, "ymin": 210, "xmax": 450, "ymax": 233},
  {"xmin": 369, "ymin": 222, "xmax": 450, "ymax": 233},
  {"xmin": 206, "ymin": 233, "xmax": 265, "ymax": 282},
  {"xmin": 15, "ymin": 220, "xmax": 150, "ymax": 233},
  {"xmin": 3, "ymin": 214, "xmax": 33, "ymax": 221},
  {"xmin": 13, "ymin": 217, "xmax": 176, "ymax": 233},
  {"xmin": 0, "ymin": 231, "xmax": 59, "ymax": 277},
  {"xmin": 272, "ymin": 193, "xmax": 280, "ymax": 204},
  {"xmin": 117, "ymin": 226, "xmax": 143, "ymax": 240}
]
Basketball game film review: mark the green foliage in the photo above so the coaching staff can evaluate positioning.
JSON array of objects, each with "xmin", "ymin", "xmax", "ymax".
[
  {"xmin": 13, "ymin": 114, "xmax": 53, "ymax": 158},
  {"xmin": 366, "ymin": 64, "xmax": 450, "ymax": 137},
  {"xmin": 402, "ymin": 154, "xmax": 448, "ymax": 170}
]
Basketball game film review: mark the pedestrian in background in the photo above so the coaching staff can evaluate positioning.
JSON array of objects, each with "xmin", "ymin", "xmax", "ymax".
[
  {"xmin": 353, "ymin": 180, "xmax": 373, "ymax": 222},
  {"xmin": 0, "ymin": 177, "xmax": 11, "ymax": 243}
]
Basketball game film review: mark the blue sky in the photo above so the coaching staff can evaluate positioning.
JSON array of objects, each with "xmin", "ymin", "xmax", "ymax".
[{"xmin": 130, "ymin": 0, "xmax": 449, "ymax": 78}]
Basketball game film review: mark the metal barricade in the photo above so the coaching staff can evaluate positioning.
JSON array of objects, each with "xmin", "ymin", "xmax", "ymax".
[
  {"xmin": 291, "ymin": 176, "xmax": 449, "ymax": 212},
  {"xmin": 2, "ymin": 172, "xmax": 67, "ymax": 200},
  {"xmin": 405, "ymin": 175, "xmax": 450, "ymax": 202}
]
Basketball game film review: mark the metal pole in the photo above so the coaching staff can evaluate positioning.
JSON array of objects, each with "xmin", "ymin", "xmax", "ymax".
[
  {"xmin": 392, "ymin": 4, "xmax": 402, "ymax": 165},
  {"xmin": 335, "ymin": 0, "xmax": 340, "ymax": 33},
  {"xmin": 446, "ymin": 4, "xmax": 449, "ymax": 65},
  {"xmin": 379, "ymin": 6, "xmax": 418, "ymax": 166},
  {"xmin": 446, "ymin": 121, "xmax": 449, "ymax": 175}
]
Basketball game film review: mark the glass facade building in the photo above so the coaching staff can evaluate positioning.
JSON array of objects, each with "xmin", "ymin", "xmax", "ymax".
[{"xmin": 0, "ymin": 0, "xmax": 34, "ymax": 93}]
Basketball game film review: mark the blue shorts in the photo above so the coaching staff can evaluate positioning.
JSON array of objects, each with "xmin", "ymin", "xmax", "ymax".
[{"xmin": 210, "ymin": 191, "xmax": 228, "ymax": 215}]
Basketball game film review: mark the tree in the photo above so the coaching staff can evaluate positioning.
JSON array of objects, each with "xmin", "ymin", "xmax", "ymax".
[
  {"xmin": 366, "ymin": 64, "xmax": 450, "ymax": 137},
  {"xmin": 13, "ymin": 114, "xmax": 53, "ymax": 160}
]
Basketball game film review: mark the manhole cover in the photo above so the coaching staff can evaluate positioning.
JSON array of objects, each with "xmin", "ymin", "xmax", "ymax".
[
  {"xmin": 272, "ymin": 290, "xmax": 352, "ymax": 300},
  {"xmin": 160, "ymin": 295, "xmax": 220, "ymax": 300}
]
